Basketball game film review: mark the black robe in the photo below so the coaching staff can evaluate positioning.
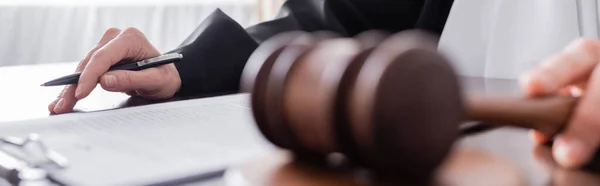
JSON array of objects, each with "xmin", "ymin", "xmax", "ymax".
[{"xmin": 168, "ymin": 0, "xmax": 454, "ymax": 96}]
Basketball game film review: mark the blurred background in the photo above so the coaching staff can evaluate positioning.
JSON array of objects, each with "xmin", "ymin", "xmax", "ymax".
[{"xmin": 0, "ymin": 0, "xmax": 284, "ymax": 67}]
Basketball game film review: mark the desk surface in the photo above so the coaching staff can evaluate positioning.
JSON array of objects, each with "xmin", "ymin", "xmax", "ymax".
[{"xmin": 1, "ymin": 63, "xmax": 599, "ymax": 186}]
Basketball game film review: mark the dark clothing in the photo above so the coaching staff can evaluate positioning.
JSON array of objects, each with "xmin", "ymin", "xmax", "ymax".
[{"xmin": 169, "ymin": 0, "xmax": 454, "ymax": 96}]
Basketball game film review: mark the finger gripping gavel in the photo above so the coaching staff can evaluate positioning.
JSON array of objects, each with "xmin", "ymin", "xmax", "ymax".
[{"xmin": 239, "ymin": 30, "xmax": 579, "ymax": 184}]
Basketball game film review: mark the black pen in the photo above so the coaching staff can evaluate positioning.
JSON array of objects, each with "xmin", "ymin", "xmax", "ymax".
[{"xmin": 40, "ymin": 53, "xmax": 183, "ymax": 86}]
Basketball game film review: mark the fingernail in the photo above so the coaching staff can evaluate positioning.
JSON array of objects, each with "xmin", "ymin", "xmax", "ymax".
[
  {"xmin": 48, "ymin": 99, "xmax": 59, "ymax": 112},
  {"xmin": 103, "ymin": 75, "xmax": 116, "ymax": 90},
  {"xmin": 529, "ymin": 129, "xmax": 548, "ymax": 144},
  {"xmin": 53, "ymin": 98, "xmax": 65, "ymax": 112},
  {"xmin": 519, "ymin": 72, "xmax": 537, "ymax": 94},
  {"xmin": 75, "ymin": 85, "xmax": 84, "ymax": 99},
  {"xmin": 554, "ymin": 138, "xmax": 590, "ymax": 168},
  {"xmin": 570, "ymin": 87, "xmax": 583, "ymax": 97},
  {"xmin": 525, "ymin": 73, "xmax": 554, "ymax": 94}
]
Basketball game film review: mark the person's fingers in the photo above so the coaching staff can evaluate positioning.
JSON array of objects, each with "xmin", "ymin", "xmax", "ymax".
[
  {"xmin": 552, "ymin": 66, "xmax": 600, "ymax": 168},
  {"xmin": 532, "ymin": 144, "xmax": 556, "ymax": 170},
  {"xmin": 76, "ymin": 28, "xmax": 124, "ymax": 73},
  {"xmin": 75, "ymin": 27, "xmax": 159, "ymax": 100},
  {"xmin": 48, "ymin": 87, "xmax": 67, "ymax": 113},
  {"xmin": 520, "ymin": 38, "xmax": 600, "ymax": 96},
  {"xmin": 533, "ymin": 145, "xmax": 600, "ymax": 186},
  {"xmin": 48, "ymin": 99, "xmax": 60, "ymax": 113},
  {"xmin": 529, "ymin": 130, "xmax": 550, "ymax": 144},
  {"xmin": 50, "ymin": 28, "xmax": 122, "ymax": 112},
  {"xmin": 555, "ymin": 80, "xmax": 587, "ymax": 97},
  {"xmin": 527, "ymin": 80, "xmax": 588, "ymax": 145},
  {"xmin": 98, "ymin": 68, "xmax": 173, "ymax": 98},
  {"xmin": 99, "ymin": 69, "xmax": 163, "ymax": 92},
  {"xmin": 52, "ymin": 85, "xmax": 79, "ymax": 113},
  {"xmin": 49, "ymin": 28, "xmax": 122, "ymax": 113},
  {"xmin": 569, "ymin": 80, "xmax": 588, "ymax": 97}
]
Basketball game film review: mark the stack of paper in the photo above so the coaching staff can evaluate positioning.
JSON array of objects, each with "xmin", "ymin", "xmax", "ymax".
[{"xmin": 0, "ymin": 94, "xmax": 273, "ymax": 185}]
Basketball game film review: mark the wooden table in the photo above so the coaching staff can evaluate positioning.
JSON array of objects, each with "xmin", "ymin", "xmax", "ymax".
[{"xmin": 1, "ymin": 63, "xmax": 600, "ymax": 186}]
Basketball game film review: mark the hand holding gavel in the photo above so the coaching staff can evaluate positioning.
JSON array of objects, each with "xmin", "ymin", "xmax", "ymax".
[{"xmin": 239, "ymin": 30, "xmax": 580, "ymax": 184}]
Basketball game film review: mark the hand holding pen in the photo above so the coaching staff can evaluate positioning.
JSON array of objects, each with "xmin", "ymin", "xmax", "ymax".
[
  {"xmin": 41, "ymin": 53, "xmax": 182, "ymax": 87},
  {"xmin": 47, "ymin": 28, "xmax": 184, "ymax": 114}
]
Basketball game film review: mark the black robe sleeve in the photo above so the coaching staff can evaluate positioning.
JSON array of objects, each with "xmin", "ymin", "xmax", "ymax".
[
  {"xmin": 168, "ymin": 0, "xmax": 452, "ymax": 96},
  {"xmin": 167, "ymin": 0, "xmax": 370, "ymax": 96}
]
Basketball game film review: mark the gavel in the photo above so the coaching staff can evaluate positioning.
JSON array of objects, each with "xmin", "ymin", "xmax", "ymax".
[{"xmin": 239, "ymin": 30, "xmax": 579, "ymax": 184}]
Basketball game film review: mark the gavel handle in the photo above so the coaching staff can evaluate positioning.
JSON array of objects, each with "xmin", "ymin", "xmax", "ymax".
[{"xmin": 465, "ymin": 94, "xmax": 579, "ymax": 136}]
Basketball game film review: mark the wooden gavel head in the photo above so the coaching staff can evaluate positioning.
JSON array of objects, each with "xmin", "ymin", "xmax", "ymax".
[{"xmin": 240, "ymin": 30, "xmax": 579, "ymax": 184}]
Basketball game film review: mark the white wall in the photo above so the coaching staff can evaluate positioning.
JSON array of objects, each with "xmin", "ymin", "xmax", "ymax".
[{"xmin": 0, "ymin": 0, "xmax": 259, "ymax": 66}]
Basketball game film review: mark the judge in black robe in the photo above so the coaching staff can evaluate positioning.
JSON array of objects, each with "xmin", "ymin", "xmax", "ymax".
[{"xmin": 168, "ymin": 0, "xmax": 454, "ymax": 96}]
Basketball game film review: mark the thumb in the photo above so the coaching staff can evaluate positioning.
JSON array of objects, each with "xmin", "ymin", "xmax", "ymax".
[
  {"xmin": 99, "ymin": 69, "xmax": 164, "ymax": 93},
  {"xmin": 552, "ymin": 66, "xmax": 600, "ymax": 168}
]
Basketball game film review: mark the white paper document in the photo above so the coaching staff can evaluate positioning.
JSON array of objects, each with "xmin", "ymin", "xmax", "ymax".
[{"xmin": 0, "ymin": 94, "xmax": 273, "ymax": 186}]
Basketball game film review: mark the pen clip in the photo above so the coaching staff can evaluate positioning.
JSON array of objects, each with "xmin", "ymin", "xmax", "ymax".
[{"xmin": 136, "ymin": 53, "xmax": 183, "ymax": 67}]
